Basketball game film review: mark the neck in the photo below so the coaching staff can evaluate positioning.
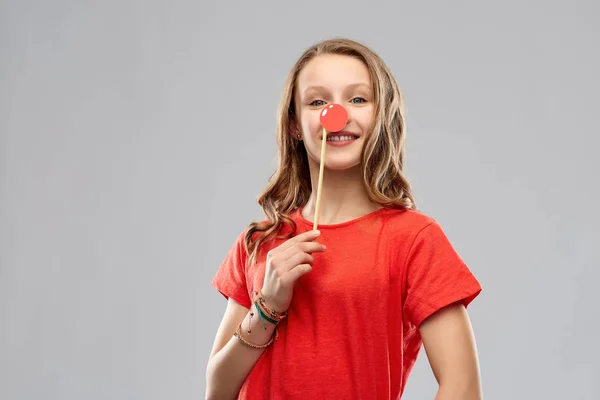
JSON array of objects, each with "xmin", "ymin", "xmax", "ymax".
[{"xmin": 302, "ymin": 162, "xmax": 382, "ymax": 225}]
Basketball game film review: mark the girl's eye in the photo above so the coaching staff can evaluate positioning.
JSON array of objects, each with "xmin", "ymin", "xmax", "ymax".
[
  {"xmin": 351, "ymin": 97, "xmax": 366, "ymax": 104},
  {"xmin": 310, "ymin": 100, "xmax": 326, "ymax": 107}
]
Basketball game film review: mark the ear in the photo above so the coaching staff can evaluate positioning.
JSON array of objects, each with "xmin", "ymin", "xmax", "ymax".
[{"xmin": 289, "ymin": 119, "xmax": 301, "ymax": 140}]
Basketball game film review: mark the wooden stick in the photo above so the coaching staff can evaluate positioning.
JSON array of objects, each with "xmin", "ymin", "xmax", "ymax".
[{"xmin": 313, "ymin": 127, "xmax": 327, "ymax": 230}]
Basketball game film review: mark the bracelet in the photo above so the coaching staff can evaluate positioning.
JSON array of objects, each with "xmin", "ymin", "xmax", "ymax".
[
  {"xmin": 234, "ymin": 321, "xmax": 278, "ymax": 349},
  {"xmin": 255, "ymin": 301, "xmax": 279, "ymax": 325},
  {"xmin": 247, "ymin": 301, "xmax": 279, "ymax": 336},
  {"xmin": 256, "ymin": 290, "xmax": 288, "ymax": 322}
]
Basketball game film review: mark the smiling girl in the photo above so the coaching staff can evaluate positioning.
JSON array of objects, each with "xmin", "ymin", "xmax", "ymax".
[{"xmin": 206, "ymin": 38, "xmax": 483, "ymax": 400}]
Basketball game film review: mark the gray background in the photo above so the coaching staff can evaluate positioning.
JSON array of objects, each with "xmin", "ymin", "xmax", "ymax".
[{"xmin": 1, "ymin": 0, "xmax": 598, "ymax": 399}]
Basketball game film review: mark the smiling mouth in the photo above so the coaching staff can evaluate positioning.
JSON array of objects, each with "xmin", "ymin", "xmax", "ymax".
[
  {"xmin": 321, "ymin": 131, "xmax": 359, "ymax": 141},
  {"xmin": 326, "ymin": 135, "xmax": 359, "ymax": 142}
]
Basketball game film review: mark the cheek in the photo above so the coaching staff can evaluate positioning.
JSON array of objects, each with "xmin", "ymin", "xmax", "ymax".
[
  {"xmin": 360, "ymin": 105, "xmax": 375, "ymax": 121},
  {"xmin": 356, "ymin": 107, "xmax": 375, "ymax": 129},
  {"xmin": 301, "ymin": 112, "xmax": 320, "ymax": 135}
]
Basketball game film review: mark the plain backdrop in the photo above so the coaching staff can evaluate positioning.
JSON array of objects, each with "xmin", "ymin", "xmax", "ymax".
[{"xmin": 1, "ymin": 1, "xmax": 598, "ymax": 399}]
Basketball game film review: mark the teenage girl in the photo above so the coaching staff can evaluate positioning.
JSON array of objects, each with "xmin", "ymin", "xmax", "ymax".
[{"xmin": 206, "ymin": 38, "xmax": 483, "ymax": 400}]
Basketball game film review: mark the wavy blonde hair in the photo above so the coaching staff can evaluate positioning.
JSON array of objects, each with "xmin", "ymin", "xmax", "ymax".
[{"xmin": 244, "ymin": 37, "xmax": 417, "ymax": 264}]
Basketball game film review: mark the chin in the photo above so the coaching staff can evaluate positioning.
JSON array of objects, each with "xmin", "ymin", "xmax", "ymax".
[
  {"xmin": 323, "ymin": 159, "xmax": 361, "ymax": 171},
  {"xmin": 307, "ymin": 151, "xmax": 362, "ymax": 171}
]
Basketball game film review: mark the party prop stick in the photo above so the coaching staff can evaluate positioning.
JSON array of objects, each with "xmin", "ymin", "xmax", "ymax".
[
  {"xmin": 313, "ymin": 104, "xmax": 349, "ymax": 229},
  {"xmin": 313, "ymin": 126, "xmax": 327, "ymax": 230}
]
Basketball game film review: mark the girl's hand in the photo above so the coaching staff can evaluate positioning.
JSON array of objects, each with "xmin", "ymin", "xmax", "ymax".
[{"xmin": 260, "ymin": 230, "xmax": 325, "ymax": 312}]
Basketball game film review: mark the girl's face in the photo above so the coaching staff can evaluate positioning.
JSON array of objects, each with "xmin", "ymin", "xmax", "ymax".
[{"xmin": 294, "ymin": 54, "xmax": 375, "ymax": 171}]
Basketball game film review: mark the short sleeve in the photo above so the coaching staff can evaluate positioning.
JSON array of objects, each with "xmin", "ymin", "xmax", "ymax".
[
  {"xmin": 210, "ymin": 230, "xmax": 252, "ymax": 309},
  {"xmin": 403, "ymin": 222, "xmax": 482, "ymax": 327}
]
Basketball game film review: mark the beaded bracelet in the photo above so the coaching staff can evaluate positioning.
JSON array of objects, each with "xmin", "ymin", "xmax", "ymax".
[
  {"xmin": 234, "ymin": 321, "xmax": 278, "ymax": 349},
  {"xmin": 247, "ymin": 290, "xmax": 288, "ymax": 335},
  {"xmin": 256, "ymin": 290, "xmax": 288, "ymax": 322},
  {"xmin": 255, "ymin": 301, "xmax": 279, "ymax": 325}
]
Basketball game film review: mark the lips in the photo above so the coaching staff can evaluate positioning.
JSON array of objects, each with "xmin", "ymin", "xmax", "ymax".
[{"xmin": 320, "ymin": 130, "xmax": 359, "ymax": 140}]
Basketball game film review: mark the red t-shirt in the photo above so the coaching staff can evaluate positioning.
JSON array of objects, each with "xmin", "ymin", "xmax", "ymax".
[{"xmin": 211, "ymin": 207, "xmax": 482, "ymax": 399}]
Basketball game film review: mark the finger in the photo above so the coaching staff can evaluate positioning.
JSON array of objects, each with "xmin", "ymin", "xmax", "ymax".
[
  {"xmin": 275, "ymin": 230, "xmax": 321, "ymax": 254},
  {"xmin": 298, "ymin": 241, "xmax": 327, "ymax": 254},
  {"xmin": 284, "ymin": 263, "xmax": 313, "ymax": 283},
  {"xmin": 280, "ymin": 241, "xmax": 325, "ymax": 262},
  {"xmin": 279, "ymin": 251, "xmax": 314, "ymax": 272}
]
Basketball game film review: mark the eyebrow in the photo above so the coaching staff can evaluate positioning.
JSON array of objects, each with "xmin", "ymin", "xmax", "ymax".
[{"xmin": 302, "ymin": 82, "xmax": 371, "ymax": 96}]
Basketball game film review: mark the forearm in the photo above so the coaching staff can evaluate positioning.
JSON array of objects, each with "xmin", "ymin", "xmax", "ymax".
[
  {"xmin": 205, "ymin": 305, "xmax": 277, "ymax": 400},
  {"xmin": 434, "ymin": 382, "xmax": 482, "ymax": 400}
]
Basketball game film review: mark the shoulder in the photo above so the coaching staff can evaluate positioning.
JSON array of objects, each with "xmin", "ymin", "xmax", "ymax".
[
  {"xmin": 380, "ymin": 207, "xmax": 441, "ymax": 237},
  {"xmin": 378, "ymin": 208, "xmax": 461, "ymax": 263}
]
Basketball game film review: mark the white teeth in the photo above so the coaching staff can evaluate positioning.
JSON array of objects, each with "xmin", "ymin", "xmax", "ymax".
[{"xmin": 326, "ymin": 135, "xmax": 357, "ymax": 142}]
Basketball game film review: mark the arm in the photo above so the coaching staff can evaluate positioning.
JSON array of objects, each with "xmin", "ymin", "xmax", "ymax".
[
  {"xmin": 206, "ymin": 229, "xmax": 324, "ymax": 399},
  {"xmin": 419, "ymin": 302, "xmax": 483, "ymax": 400},
  {"xmin": 205, "ymin": 298, "xmax": 277, "ymax": 400}
]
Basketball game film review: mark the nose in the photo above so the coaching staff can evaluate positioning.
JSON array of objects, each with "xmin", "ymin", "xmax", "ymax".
[{"xmin": 320, "ymin": 104, "xmax": 348, "ymax": 132}]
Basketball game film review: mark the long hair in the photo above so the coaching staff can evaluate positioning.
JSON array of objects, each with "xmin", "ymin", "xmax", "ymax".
[{"xmin": 244, "ymin": 37, "xmax": 417, "ymax": 265}]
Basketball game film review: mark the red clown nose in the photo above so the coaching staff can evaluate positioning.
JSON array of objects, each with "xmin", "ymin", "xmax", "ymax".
[{"xmin": 320, "ymin": 104, "xmax": 348, "ymax": 132}]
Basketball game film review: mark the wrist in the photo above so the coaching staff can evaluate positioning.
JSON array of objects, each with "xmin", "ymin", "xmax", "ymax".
[
  {"xmin": 256, "ymin": 291, "xmax": 288, "ymax": 321},
  {"xmin": 258, "ymin": 291, "xmax": 287, "ymax": 314},
  {"xmin": 235, "ymin": 311, "xmax": 278, "ymax": 350}
]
